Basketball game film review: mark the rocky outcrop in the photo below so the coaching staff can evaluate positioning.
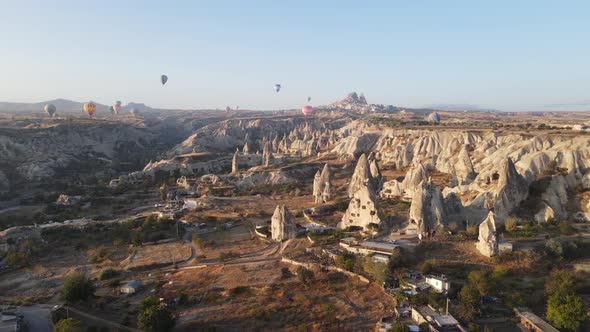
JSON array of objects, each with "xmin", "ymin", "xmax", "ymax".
[
  {"xmin": 369, "ymin": 158, "xmax": 383, "ymax": 191},
  {"xmin": 380, "ymin": 162, "xmax": 428, "ymax": 199},
  {"xmin": 0, "ymin": 123, "xmax": 159, "ymax": 184},
  {"xmin": 313, "ymin": 164, "xmax": 332, "ymax": 203},
  {"xmin": 348, "ymin": 154, "xmax": 372, "ymax": 198},
  {"xmin": 407, "ymin": 180, "xmax": 446, "ymax": 234},
  {"xmin": 541, "ymin": 175, "xmax": 569, "ymax": 221},
  {"xmin": 454, "ymin": 145, "xmax": 476, "ymax": 185},
  {"xmin": 535, "ymin": 203, "xmax": 555, "ymax": 223},
  {"xmin": 476, "ymin": 212, "xmax": 498, "ymax": 257},
  {"xmin": 473, "ymin": 158, "xmax": 528, "ymax": 217},
  {"xmin": 271, "ymin": 205, "xmax": 297, "ymax": 241},
  {"xmin": 339, "ymin": 185, "xmax": 383, "ymax": 230},
  {"xmin": 331, "ymin": 134, "xmax": 380, "ymax": 160},
  {"xmin": 492, "ymin": 158, "xmax": 529, "ymax": 216},
  {"xmin": 231, "ymin": 150, "xmax": 239, "ymax": 174}
]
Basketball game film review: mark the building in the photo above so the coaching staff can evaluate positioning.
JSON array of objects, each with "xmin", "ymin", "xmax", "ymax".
[
  {"xmin": 514, "ymin": 307, "xmax": 559, "ymax": 332},
  {"xmin": 176, "ymin": 176, "xmax": 198, "ymax": 192},
  {"xmin": 425, "ymin": 275, "xmax": 450, "ymax": 293},
  {"xmin": 0, "ymin": 312, "xmax": 23, "ymax": 332},
  {"xmin": 411, "ymin": 306, "xmax": 467, "ymax": 332},
  {"xmin": 120, "ymin": 280, "xmax": 141, "ymax": 294}
]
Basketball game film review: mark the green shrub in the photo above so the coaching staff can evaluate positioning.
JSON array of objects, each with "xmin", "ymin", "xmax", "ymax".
[
  {"xmin": 60, "ymin": 273, "xmax": 94, "ymax": 303},
  {"xmin": 100, "ymin": 268, "xmax": 120, "ymax": 280}
]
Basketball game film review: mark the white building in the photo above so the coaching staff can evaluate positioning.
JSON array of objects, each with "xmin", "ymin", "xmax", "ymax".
[
  {"xmin": 425, "ymin": 275, "xmax": 450, "ymax": 293},
  {"xmin": 120, "ymin": 280, "xmax": 141, "ymax": 294}
]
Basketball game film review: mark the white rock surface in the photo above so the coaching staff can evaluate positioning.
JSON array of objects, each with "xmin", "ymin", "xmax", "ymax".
[
  {"xmin": 476, "ymin": 212, "xmax": 498, "ymax": 257},
  {"xmin": 271, "ymin": 205, "xmax": 297, "ymax": 241}
]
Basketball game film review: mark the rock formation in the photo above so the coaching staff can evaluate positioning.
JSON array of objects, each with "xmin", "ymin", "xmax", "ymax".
[
  {"xmin": 476, "ymin": 212, "xmax": 498, "ymax": 257},
  {"xmin": 369, "ymin": 158, "xmax": 383, "ymax": 191},
  {"xmin": 339, "ymin": 185, "xmax": 383, "ymax": 230},
  {"xmin": 348, "ymin": 154, "xmax": 372, "ymax": 197},
  {"xmin": 231, "ymin": 150, "xmax": 239, "ymax": 174},
  {"xmin": 492, "ymin": 158, "xmax": 529, "ymax": 216},
  {"xmin": 271, "ymin": 205, "xmax": 297, "ymax": 241},
  {"xmin": 313, "ymin": 164, "xmax": 332, "ymax": 203},
  {"xmin": 407, "ymin": 180, "xmax": 446, "ymax": 234},
  {"xmin": 380, "ymin": 162, "xmax": 428, "ymax": 199},
  {"xmin": 454, "ymin": 145, "xmax": 476, "ymax": 185}
]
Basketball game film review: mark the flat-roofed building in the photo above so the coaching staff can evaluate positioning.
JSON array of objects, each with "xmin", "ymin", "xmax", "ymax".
[
  {"xmin": 425, "ymin": 274, "xmax": 450, "ymax": 293},
  {"xmin": 514, "ymin": 307, "xmax": 559, "ymax": 332}
]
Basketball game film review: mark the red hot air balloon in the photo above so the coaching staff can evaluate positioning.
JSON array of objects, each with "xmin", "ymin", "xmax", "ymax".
[{"xmin": 302, "ymin": 105, "xmax": 313, "ymax": 117}]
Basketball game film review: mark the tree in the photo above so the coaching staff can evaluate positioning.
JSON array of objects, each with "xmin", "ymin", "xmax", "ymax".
[
  {"xmin": 138, "ymin": 305, "xmax": 175, "ymax": 332},
  {"xmin": 468, "ymin": 270, "xmax": 494, "ymax": 296},
  {"xmin": 139, "ymin": 295, "xmax": 160, "ymax": 311},
  {"xmin": 335, "ymin": 253, "xmax": 355, "ymax": 272},
  {"xmin": 160, "ymin": 183, "xmax": 168, "ymax": 202},
  {"xmin": 457, "ymin": 283, "xmax": 480, "ymax": 321},
  {"xmin": 363, "ymin": 257, "xmax": 388, "ymax": 284},
  {"xmin": 388, "ymin": 322, "xmax": 410, "ymax": 332},
  {"xmin": 545, "ymin": 269, "xmax": 574, "ymax": 298},
  {"xmin": 52, "ymin": 318, "xmax": 84, "ymax": 332},
  {"xmin": 428, "ymin": 290, "xmax": 446, "ymax": 310},
  {"xmin": 60, "ymin": 273, "xmax": 94, "ymax": 303},
  {"xmin": 504, "ymin": 218, "xmax": 517, "ymax": 232},
  {"xmin": 546, "ymin": 294, "xmax": 585, "ymax": 331}
]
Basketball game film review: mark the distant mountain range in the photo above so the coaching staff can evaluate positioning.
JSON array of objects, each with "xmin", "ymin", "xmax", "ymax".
[
  {"xmin": 424, "ymin": 104, "xmax": 502, "ymax": 113},
  {"xmin": 0, "ymin": 99, "xmax": 154, "ymax": 114}
]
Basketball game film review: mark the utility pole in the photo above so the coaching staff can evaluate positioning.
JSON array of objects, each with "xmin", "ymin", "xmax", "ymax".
[{"xmin": 446, "ymin": 297, "xmax": 450, "ymax": 315}]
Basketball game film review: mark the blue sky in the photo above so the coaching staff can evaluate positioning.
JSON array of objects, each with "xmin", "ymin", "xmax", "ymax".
[{"xmin": 1, "ymin": 1, "xmax": 589, "ymax": 111}]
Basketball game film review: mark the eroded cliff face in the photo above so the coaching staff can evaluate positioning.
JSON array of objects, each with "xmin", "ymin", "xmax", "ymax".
[
  {"xmin": 306, "ymin": 119, "xmax": 590, "ymax": 228},
  {"xmin": 0, "ymin": 123, "xmax": 163, "ymax": 191},
  {"xmin": 168, "ymin": 117, "xmax": 348, "ymax": 156}
]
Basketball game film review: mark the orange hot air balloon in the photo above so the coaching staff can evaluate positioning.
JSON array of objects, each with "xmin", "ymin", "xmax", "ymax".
[
  {"xmin": 83, "ymin": 102, "xmax": 97, "ymax": 119},
  {"xmin": 302, "ymin": 105, "xmax": 313, "ymax": 117}
]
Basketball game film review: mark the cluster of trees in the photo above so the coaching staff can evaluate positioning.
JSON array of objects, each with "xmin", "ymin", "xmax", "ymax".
[
  {"xmin": 110, "ymin": 215, "xmax": 181, "ymax": 246},
  {"xmin": 545, "ymin": 270, "xmax": 585, "ymax": 331},
  {"xmin": 334, "ymin": 252, "xmax": 388, "ymax": 284},
  {"xmin": 137, "ymin": 296, "xmax": 175, "ymax": 332},
  {"xmin": 456, "ymin": 269, "xmax": 502, "ymax": 321}
]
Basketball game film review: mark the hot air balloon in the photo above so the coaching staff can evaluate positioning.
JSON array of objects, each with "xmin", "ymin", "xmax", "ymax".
[
  {"xmin": 44, "ymin": 104, "xmax": 56, "ymax": 117},
  {"xmin": 161, "ymin": 75, "xmax": 168, "ymax": 85},
  {"xmin": 225, "ymin": 106, "xmax": 231, "ymax": 112},
  {"xmin": 130, "ymin": 108, "xmax": 139, "ymax": 118},
  {"xmin": 302, "ymin": 105, "xmax": 313, "ymax": 117},
  {"xmin": 113, "ymin": 102, "xmax": 121, "ymax": 115},
  {"xmin": 109, "ymin": 106, "xmax": 115, "ymax": 114},
  {"xmin": 307, "ymin": 96, "xmax": 311, "ymax": 103},
  {"xmin": 83, "ymin": 102, "xmax": 97, "ymax": 119},
  {"xmin": 428, "ymin": 112, "xmax": 440, "ymax": 123},
  {"xmin": 274, "ymin": 84, "xmax": 281, "ymax": 93}
]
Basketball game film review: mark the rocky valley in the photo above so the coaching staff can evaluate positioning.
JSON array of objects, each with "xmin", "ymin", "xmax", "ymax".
[{"xmin": 1, "ymin": 95, "xmax": 590, "ymax": 331}]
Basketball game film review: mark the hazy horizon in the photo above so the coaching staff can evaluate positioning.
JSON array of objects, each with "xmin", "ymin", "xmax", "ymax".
[{"xmin": 2, "ymin": 1, "xmax": 589, "ymax": 111}]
